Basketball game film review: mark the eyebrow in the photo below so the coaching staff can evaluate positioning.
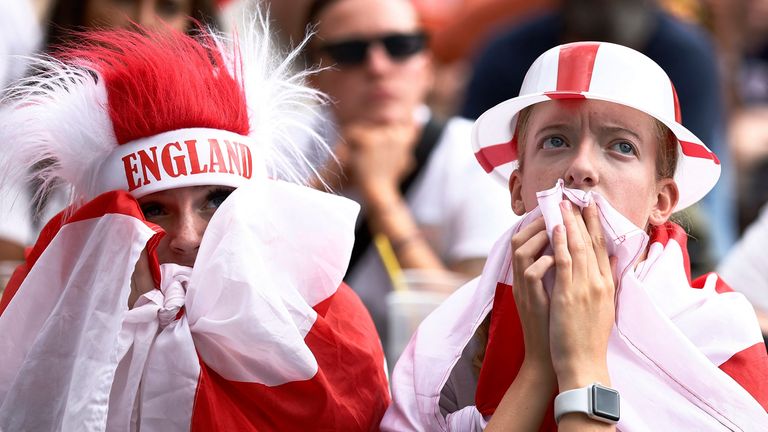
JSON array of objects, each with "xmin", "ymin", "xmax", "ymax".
[
  {"xmin": 532, "ymin": 123, "xmax": 575, "ymax": 138},
  {"xmin": 600, "ymin": 125, "xmax": 643, "ymax": 142}
]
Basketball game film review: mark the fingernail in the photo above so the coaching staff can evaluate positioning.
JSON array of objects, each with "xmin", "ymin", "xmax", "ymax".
[
  {"xmin": 561, "ymin": 200, "xmax": 571, "ymax": 210},
  {"xmin": 554, "ymin": 224, "xmax": 564, "ymax": 234}
]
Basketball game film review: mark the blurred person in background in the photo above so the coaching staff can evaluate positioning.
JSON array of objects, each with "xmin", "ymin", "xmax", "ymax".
[
  {"xmin": 710, "ymin": 0, "xmax": 768, "ymax": 345},
  {"xmin": 304, "ymin": 0, "xmax": 514, "ymax": 348},
  {"xmin": 417, "ymin": 0, "xmax": 555, "ymax": 118},
  {"xmin": 459, "ymin": 0, "xmax": 733, "ymax": 278},
  {"xmin": 704, "ymin": 0, "xmax": 768, "ymax": 232}
]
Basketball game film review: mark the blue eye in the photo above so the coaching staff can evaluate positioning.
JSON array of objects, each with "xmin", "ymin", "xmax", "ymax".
[
  {"xmin": 612, "ymin": 141, "xmax": 636, "ymax": 155},
  {"xmin": 542, "ymin": 136, "xmax": 566, "ymax": 149}
]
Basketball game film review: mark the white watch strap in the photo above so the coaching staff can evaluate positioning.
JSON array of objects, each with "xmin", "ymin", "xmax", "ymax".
[{"xmin": 554, "ymin": 386, "xmax": 590, "ymax": 423}]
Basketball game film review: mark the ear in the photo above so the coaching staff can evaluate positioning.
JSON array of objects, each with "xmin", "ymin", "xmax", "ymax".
[
  {"xmin": 648, "ymin": 178, "xmax": 679, "ymax": 226},
  {"xmin": 509, "ymin": 169, "xmax": 527, "ymax": 216}
]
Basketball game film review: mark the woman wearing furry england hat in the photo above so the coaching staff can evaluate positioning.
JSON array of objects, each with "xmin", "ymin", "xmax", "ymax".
[{"xmin": 0, "ymin": 15, "xmax": 389, "ymax": 431}]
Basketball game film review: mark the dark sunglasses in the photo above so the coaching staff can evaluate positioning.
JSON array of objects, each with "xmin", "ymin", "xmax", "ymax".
[{"xmin": 317, "ymin": 32, "xmax": 428, "ymax": 66}]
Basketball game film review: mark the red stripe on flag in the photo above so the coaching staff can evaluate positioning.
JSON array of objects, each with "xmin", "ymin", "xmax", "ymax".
[
  {"xmin": 475, "ymin": 139, "xmax": 517, "ymax": 173},
  {"xmin": 190, "ymin": 283, "xmax": 390, "ymax": 431},
  {"xmin": 556, "ymin": 43, "xmax": 600, "ymax": 92},
  {"xmin": 719, "ymin": 342, "xmax": 768, "ymax": 412},
  {"xmin": 649, "ymin": 222, "xmax": 692, "ymax": 282},
  {"xmin": 680, "ymin": 140, "xmax": 720, "ymax": 164}
]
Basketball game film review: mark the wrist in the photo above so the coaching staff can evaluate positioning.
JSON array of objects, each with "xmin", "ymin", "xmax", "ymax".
[
  {"xmin": 360, "ymin": 179, "xmax": 399, "ymax": 203},
  {"xmin": 519, "ymin": 358, "xmax": 557, "ymax": 388},
  {"xmin": 555, "ymin": 362, "xmax": 610, "ymax": 391}
]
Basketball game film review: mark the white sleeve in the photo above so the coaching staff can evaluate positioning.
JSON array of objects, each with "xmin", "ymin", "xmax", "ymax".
[
  {"xmin": 718, "ymin": 204, "xmax": 768, "ymax": 313},
  {"xmin": 442, "ymin": 119, "xmax": 516, "ymax": 261}
]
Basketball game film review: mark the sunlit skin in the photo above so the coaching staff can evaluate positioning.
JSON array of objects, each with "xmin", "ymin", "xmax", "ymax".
[
  {"xmin": 138, "ymin": 185, "xmax": 234, "ymax": 267},
  {"xmin": 84, "ymin": 0, "xmax": 193, "ymax": 33},
  {"xmin": 311, "ymin": 0, "xmax": 433, "ymax": 125}
]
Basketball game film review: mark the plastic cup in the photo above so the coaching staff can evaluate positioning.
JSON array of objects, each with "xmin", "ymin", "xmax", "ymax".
[{"xmin": 385, "ymin": 269, "xmax": 467, "ymax": 369}]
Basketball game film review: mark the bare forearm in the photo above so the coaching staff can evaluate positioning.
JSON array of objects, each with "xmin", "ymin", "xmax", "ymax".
[
  {"xmin": 485, "ymin": 360, "xmax": 556, "ymax": 431},
  {"xmin": 362, "ymin": 183, "xmax": 445, "ymax": 271}
]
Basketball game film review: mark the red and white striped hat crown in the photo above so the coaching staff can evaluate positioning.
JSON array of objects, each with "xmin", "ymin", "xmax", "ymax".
[
  {"xmin": 0, "ymin": 13, "xmax": 328, "ymax": 206},
  {"xmin": 472, "ymin": 41, "xmax": 720, "ymax": 212}
]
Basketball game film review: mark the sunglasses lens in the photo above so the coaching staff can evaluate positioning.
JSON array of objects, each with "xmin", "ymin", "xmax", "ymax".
[
  {"xmin": 322, "ymin": 40, "xmax": 369, "ymax": 65},
  {"xmin": 319, "ymin": 33, "xmax": 427, "ymax": 66},
  {"xmin": 382, "ymin": 33, "xmax": 427, "ymax": 59}
]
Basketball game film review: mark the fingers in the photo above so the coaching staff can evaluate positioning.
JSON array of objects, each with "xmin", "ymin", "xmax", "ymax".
[
  {"xmin": 559, "ymin": 201, "xmax": 587, "ymax": 279},
  {"xmin": 511, "ymin": 218, "xmax": 549, "ymax": 281},
  {"xmin": 582, "ymin": 202, "xmax": 612, "ymax": 279},
  {"xmin": 551, "ymin": 223, "xmax": 571, "ymax": 290},
  {"xmin": 511, "ymin": 217, "xmax": 546, "ymax": 252}
]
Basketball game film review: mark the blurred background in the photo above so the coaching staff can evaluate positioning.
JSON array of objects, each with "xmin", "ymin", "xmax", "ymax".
[{"xmin": 3, "ymin": 0, "xmax": 768, "ymax": 350}]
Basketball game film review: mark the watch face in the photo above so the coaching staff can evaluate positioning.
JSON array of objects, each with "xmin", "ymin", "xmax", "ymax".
[{"xmin": 592, "ymin": 384, "xmax": 620, "ymax": 422}]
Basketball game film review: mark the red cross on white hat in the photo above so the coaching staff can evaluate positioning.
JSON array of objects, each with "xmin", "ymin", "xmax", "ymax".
[{"xmin": 471, "ymin": 41, "xmax": 720, "ymax": 212}]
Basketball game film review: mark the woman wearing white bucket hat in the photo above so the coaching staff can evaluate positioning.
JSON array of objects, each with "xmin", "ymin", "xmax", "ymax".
[
  {"xmin": 0, "ymin": 14, "xmax": 390, "ymax": 431},
  {"xmin": 383, "ymin": 41, "xmax": 768, "ymax": 431}
]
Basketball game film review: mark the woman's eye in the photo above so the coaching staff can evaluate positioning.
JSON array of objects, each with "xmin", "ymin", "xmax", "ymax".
[
  {"xmin": 203, "ymin": 188, "xmax": 234, "ymax": 210},
  {"xmin": 542, "ymin": 136, "xmax": 567, "ymax": 149},
  {"xmin": 611, "ymin": 141, "xmax": 637, "ymax": 155},
  {"xmin": 141, "ymin": 203, "xmax": 166, "ymax": 219}
]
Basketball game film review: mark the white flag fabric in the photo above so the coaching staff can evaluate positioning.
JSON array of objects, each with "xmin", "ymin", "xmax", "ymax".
[
  {"xmin": 0, "ymin": 179, "xmax": 390, "ymax": 431},
  {"xmin": 384, "ymin": 180, "xmax": 768, "ymax": 431}
]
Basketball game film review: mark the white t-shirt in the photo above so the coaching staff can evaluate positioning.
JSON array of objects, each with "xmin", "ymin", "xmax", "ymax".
[
  {"xmin": 345, "ymin": 116, "xmax": 515, "ymax": 349},
  {"xmin": 718, "ymin": 203, "xmax": 768, "ymax": 313}
]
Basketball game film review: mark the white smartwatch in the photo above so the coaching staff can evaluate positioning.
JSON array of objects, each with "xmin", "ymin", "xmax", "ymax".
[{"xmin": 554, "ymin": 383, "xmax": 620, "ymax": 424}]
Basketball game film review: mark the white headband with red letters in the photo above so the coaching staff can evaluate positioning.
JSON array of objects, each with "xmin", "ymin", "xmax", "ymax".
[
  {"xmin": 95, "ymin": 128, "xmax": 266, "ymax": 198},
  {"xmin": 471, "ymin": 41, "xmax": 720, "ymax": 212}
]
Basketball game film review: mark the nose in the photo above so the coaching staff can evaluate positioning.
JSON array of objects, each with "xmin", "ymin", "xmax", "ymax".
[
  {"xmin": 167, "ymin": 211, "xmax": 205, "ymax": 258},
  {"xmin": 563, "ymin": 140, "xmax": 599, "ymax": 189},
  {"xmin": 365, "ymin": 43, "xmax": 395, "ymax": 75}
]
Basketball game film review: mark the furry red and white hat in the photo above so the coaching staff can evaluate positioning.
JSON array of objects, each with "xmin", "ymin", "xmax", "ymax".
[
  {"xmin": 0, "ymin": 14, "xmax": 327, "ymax": 205},
  {"xmin": 472, "ymin": 41, "xmax": 720, "ymax": 212}
]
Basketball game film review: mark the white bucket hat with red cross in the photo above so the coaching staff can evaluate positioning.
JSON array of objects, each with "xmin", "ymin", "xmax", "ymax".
[{"xmin": 471, "ymin": 41, "xmax": 720, "ymax": 212}]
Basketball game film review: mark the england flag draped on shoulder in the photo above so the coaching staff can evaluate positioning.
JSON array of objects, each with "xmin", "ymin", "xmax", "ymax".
[{"xmin": 0, "ymin": 12, "xmax": 389, "ymax": 432}]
